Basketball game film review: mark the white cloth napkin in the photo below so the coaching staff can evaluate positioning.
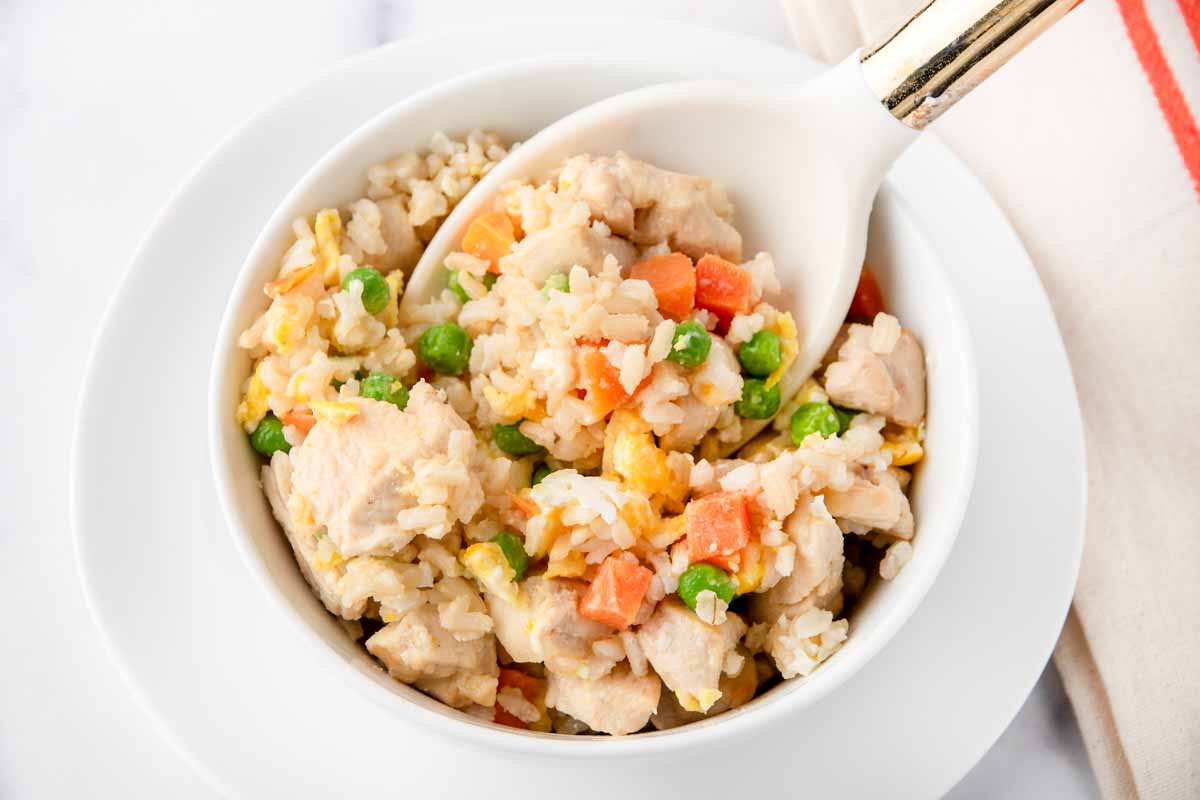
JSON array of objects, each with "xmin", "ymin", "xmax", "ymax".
[{"xmin": 779, "ymin": 1, "xmax": 1200, "ymax": 797}]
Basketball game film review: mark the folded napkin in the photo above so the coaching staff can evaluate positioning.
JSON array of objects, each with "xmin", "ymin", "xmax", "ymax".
[{"xmin": 779, "ymin": 1, "xmax": 1200, "ymax": 797}]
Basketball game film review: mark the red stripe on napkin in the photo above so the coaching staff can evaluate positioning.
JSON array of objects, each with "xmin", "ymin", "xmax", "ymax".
[
  {"xmin": 1117, "ymin": 0, "xmax": 1200, "ymax": 195},
  {"xmin": 1177, "ymin": 0, "xmax": 1200, "ymax": 55}
]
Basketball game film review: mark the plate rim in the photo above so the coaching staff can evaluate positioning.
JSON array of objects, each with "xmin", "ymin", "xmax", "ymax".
[
  {"xmin": 70, "ymin": 18, "xmax": 1085, "ymax": 798},
  {"xmin": 205, "ymin": 59, "xmax": 982, "ymax": 758}
]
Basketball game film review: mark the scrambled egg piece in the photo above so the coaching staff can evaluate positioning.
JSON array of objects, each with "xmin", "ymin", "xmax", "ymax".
[
  {"xmin": 764, "ymin": 311, "xmax": 798, "ymax": 390},
  {"xmin": 461, "ymin": 542, "xmax": 519, "ymax": 604},
  {"xmin": 733, "ymin": 539, "xmax": 765, "ymax": 595},
  {"xmin": 262, "ymin": 293, "xmax": 316, "ymax": 355},
  {"xmin": 544, "ymin": 551, "xmax": 587, "ymax": 579},
  {"xmin": 313, "ymin": 536, "xmax": 344, "ymax": 571},
  {"xmin": 483, "ymin": 385, "xmax": 543, "ymax": 423},
  {"xmin": 309, "ymin": 400, "xmax": 360, "ymax": 425},
  {"xmin": 314, "ymin": 208, "xmax": 343, "ymax": 285},
  {"xmin": 619, "ymin": 495, "xmax": 658, "ymax": 541},
  {"xmin": 677, "ymin": 688, "xmax": 723, "ymax": 713},
  {"xmin": 236, "ymin": 368, "xmax": 270, "ymax": 431},
  {"xmin": 378, "ymin": 271, "xmax": 405, "ymax": 329},
  {"xmin": 646, "ymin": 514, "xmax": 687, "ymax": 550},
  {"xmin": 883, "ymin": 424, "xmax": 924, "ymax": 466},
  {"xmin": 602, "ymin": 410, "xmax": 686, "ymax": 507}
]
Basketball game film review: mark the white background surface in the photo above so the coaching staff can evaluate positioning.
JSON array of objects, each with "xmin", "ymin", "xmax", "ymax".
[{"xmin": 1, "ymin": 1, "xmax": 1097, "ymax": 797}]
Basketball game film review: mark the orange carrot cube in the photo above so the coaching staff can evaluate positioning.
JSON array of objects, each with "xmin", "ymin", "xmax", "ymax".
[
  {"xmin": 280, "ymin": 409, "xmax": 316, "ymax": 435},
  {"xmin": 629, "ymin": 252, "xmax": 696, "ymax": 320},
  {"xmin": 461, "ymin": 211, "xmax": 516, "ymax": 273},
  {"xmin": 579, "ymin": 346, "xmax": 630, "ymax": 419},
  {"xmin": 685, "ymin": 491, "xmax": 752, "ymax": 566},
  {"xmin": 694, "ymin": 254, "xmax": 752, "ymax": 331},
  {"xmin": 578, "ymin": 555, "xmax": 653, "ymax": 629}
]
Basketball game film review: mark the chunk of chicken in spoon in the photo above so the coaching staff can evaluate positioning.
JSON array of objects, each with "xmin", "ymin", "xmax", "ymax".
[
  {"xmin": 498, "ymin": 223, "xmax": 637, "ymax": 285},
  {"xmin": 556, "ymin": 153, "xmax": 742, "ymax": 263}
]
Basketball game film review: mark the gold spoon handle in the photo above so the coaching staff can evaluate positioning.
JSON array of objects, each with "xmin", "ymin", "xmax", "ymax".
[{"xmin": 860, "ymin": 0, "xmax": 1081, "ymax": 129}]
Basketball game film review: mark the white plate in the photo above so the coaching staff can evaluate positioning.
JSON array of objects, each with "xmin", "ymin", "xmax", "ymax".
[{"xmin": 72, "ymin": 19, "xmax": 1084, "ymax": 798}]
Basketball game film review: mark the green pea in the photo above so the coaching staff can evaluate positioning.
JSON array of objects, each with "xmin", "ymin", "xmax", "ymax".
[
  {"xmin": 834, "ymin": 405, "xmax": 857, "ymax": 434},
  {"xmin": 418, "ymin": 322, "xmax": 473, "ymax": 375},
  {"xmin": 543, "ymin": 273, "xmax": 569, "ymax": 294},
  {"xmin": 738, "ymin": 330, "xmax": 782, "ymax": 377},
  {"xmin": 790, "ymin": 401, "xmax": 841, "ymax": 445},
  {"xmin": 666, "ymin": 320, "xmax": 712, "ymax": 368},
  {"xmin": 490, "ymin": 531, "xmax": 529, "ymax": 582},
  {"xmin": 448, "ymin": 269, "xmax": 497, "ymax": 303},
  {"xmin": 494, "ymin": 422, "xmax": 544, "ymax": 457},
  {"xmin": 735, "ymin": 378, "xmax": 781, "ymax": 419},
  {"xmin": 359, "ymin": 371, "xmax": 409, "ymax": 410},
  {"xmin": 531, "ymin": 463, "xmax": 553, "ymax": 486},
  {"xmin": 249, "ymin": 413, "xmax": 291, "ymax": 457},
  {"xmin": 341, "ymin": 267, "xmax": 390, "ymax": 315},
  {"xmin": 677, "ymin": 563, "xmax": 737, "ymax": 611}
]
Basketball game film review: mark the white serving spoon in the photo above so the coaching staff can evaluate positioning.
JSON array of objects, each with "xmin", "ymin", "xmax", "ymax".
[{"xmin": 400, "ymin": 0, "xmax": 1078, "ymax": 452}]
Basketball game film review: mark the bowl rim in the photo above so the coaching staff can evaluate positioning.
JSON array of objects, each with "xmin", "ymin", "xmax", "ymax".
[{"xmin": 208, "ymin": 53, "xmax": 981, "ymax": 757}]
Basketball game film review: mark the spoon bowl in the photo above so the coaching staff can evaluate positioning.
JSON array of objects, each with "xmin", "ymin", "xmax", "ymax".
[
  {"xmin": 402, "ymin": 0, "xmax": 1078, "ymax": 450},
  {"xmin": 401, "ymin": 61, "xmax": 915, "ymax": 449}
]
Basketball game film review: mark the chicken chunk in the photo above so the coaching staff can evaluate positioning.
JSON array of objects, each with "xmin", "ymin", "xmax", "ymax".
[
  {"xmin": 498, "ymin": 225, "xmax": 636, "ymax": 284},
  {"xmin": 486, "ymin": 577, "xmax": 619, "ymax": 679},
  {"xmin": 636, "ymin": 599, "xmax": 743, "ymax": 712},
  {"xmin": 290, "ymin": 384, "xmax": 484, "ymax": 558},
  {"xmin": 650, "ymin": 647, "xmax": 757, "ymax": 730},
  {"xmin": 262, "ymin": 452, "xmax": 365, "ymax": 619},
  {"xmin": 823, "ymin": 321, "xmax": 925, "ymax": 426},
  {"xmin": 749, "ymin": 499, "xmax": 845, "ymax": 624},
  {"xmin": 366, "ymin": 604, "xmax": 498, "ymax": 708},
  {"xmin": 556, "ymin": 153, "xmax": 742, "ymax": 262},
  {"xmin": 823, "ymin": 469, "xmax": 914, "ymax": 539},
  {"xmin": 546, "ymin": 665, "xmax": 661, "ymax": 736}
]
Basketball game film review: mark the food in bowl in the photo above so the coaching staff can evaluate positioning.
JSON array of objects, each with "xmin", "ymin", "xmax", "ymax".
[{"xmin": 233, "ymin": 130, "xmax": 927, "ymax": 735}]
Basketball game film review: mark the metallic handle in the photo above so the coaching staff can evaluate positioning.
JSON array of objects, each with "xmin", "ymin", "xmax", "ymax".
[{"xmin": 860, "ymin": 0, "xmax": 1079, "ymax": 129}]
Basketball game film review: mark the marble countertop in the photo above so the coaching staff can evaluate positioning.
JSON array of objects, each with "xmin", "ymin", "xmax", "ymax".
[{"xmin": 0, "ymin": 1, "xmax": 1098, "ymax": 796}]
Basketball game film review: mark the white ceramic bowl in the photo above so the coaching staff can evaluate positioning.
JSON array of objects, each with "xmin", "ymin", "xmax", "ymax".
[{"xmin": 209, "ymin": 55, "xmax": 979, "ymax": 757}]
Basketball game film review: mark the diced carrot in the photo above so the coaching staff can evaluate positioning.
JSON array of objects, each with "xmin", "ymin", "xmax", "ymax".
[
  {"xmin": 685, "ymin": 491, "xmax": 752, "ymax": 567},
  {"xmin": 280, "ymin": 409, "xmax": 316, "ymax": 434},
  {"xmin": 461, "ymin": 211, "xmax": 516, "ymax": 274},
  {"xmin": 506, "ymin": 213, "xmax": 525, "ymax": 241},
  {"xmin": 264, "ymin": 265, "xmax": 317, "ymax": 298},
  {"xmin": 629, "ymin": 252, "xmax": 696, "ymax": 320},
  {"xmin": 694, "ymin": 254, "xmax": 752, "ymax": 331},
  {"xmin": 507, "ymin": 490, "xmax": 540, "ymax": 518},
  {"xmin": 579, "ymin": 346, "xmax": 630, "ymax": 419},
  {"xmin": 848, "ymin": 265, "xmax": 885, "ymax": 323},
  {"xmin": 499, "ymin": 667, "xmax": 542, "ymax": 701},
  {"xmin": 578, "ymin": 555, "xmax": 653, "ymax": 629},
  {"xmin": 675, "ymin": 535, "xmax": 742, "ymax": 572},
  {"xmin": 492, "ymin": 668, "xmax": 544, "ymax": 730},
  {"xmin": 492, "ymin": 706, "xmax": 527, "ymax": 729}
]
